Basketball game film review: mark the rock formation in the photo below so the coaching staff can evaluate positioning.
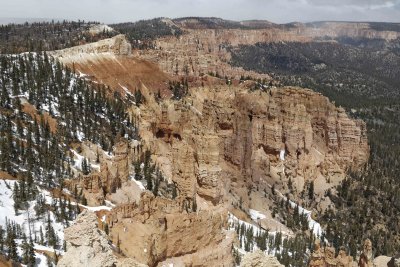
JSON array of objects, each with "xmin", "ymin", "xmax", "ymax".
[
  {"xmin": 240, "ymin": 250, "xmax": 284, "ymax": 267},
  {"xmin": 309, "ymin": 240, "xmax": 325, "ymax": 267},
  {"xmin": 139, "ymin": 86, "xmax": 369, "ymax": 205},
  {"xmin": 337, "ymin": 247, "xmax": 355, "ymax": 267},
  {"xmin": 359, "ymin": 239, "xmax": 374, "ymax": 267},
  {"xmin": 116, "ymin": 258, "xmax": 148, "ymax": 267},
  {"xmin": 49, "ymin": 23, "xmax": 375, "ymax": 266},
  {"xmin": 106, "ymin": 192, "xmax": 233, "ymax": 266},
  {"xmin": 325, "ymin": 246, "xmax": 337, "ymax": 267},
  {"xmin": 387, "ymin": 254, "xmax": 400, "ymax": 267},
  {"xmin": 51, "ymin": 34, "xmax": 131, "ymax": 62},
  {"xmin": 139, "ymin": 20, "xmax": 400, "ymax": 81},
  {"xmin": 65, "ymin": 138, "xmax": 135, "ymax": 205},
  {"xmin": 308, "ymin": 241, "xmax": 356, "ymax": 267},
  {"xmin": 58, "ymin": 210, "xmax": 116, "ymax": 267}
]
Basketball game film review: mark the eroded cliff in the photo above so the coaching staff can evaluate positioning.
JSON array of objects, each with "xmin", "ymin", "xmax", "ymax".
[{"xmin": 50, "ymin": 26, "xmax": 371, "ymax": 266}]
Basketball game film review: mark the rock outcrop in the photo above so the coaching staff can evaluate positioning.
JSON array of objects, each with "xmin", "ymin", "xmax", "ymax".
[
  {"xmin": 58, "ymin": 210, "xmax": 116, "ymax": 267},
  {"xmin": 65, "ymin": 139, "xmax": 135, "ymax": 205},
  {"xmin": 308, "ymin": 241, "xmax": 356, "ymax": 267},
  {"xmin": 359, "ymin": 239, "xmax": 374, "ymax": 267},
  {"xmin": 106, "ymin": 192, "xmax": 233, "ymax": 266},
  {"xmin": 139, "ymin": 86, "xmax": 368, "ymax": 205},
  {"xmin": 336, "ymin": 247, "xmax": 356, "ymax": 267},
  {"xmin": 116, "ymin": 258, "xmax": 148, "ymax": 267},
  {"xmin": 51, "ymin": 34, "xmax": 131, "ymax": 63},
  {"xmin": 387, "ymin": 254, "xmax": 400, "ymax": 267},
  {"xmin": 240, "ymin": 250, "xmax": 284, "ymax": 267}
]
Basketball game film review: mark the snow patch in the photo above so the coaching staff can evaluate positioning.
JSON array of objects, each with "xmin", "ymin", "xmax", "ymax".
[
  {"xmin": 288, "ymin": 200, "xmax": 322, "ymax": 237},
  {"xmin": 249, "ymin": 209, "xmax": 266, "ymax": 221},
  {"xmin": 279, "ymin": 150, "xmax": 285, "ymax": 161},
  {"xmin": 119, "ymin": 83, "xmax": 133, "ymax": 97},
  {"xmin": 89, "ymin": 24, "xmax": 114, "ymax": 34},
  {"xmin": 71, "ymin": 149, "xmax": 84, "ymax": 171},
  {"xmin": 79, "ymin": 204, "xmax": 112, "ymax": 212},
  {"xmin": 133, "ymin": 178, "xmax": 145, "ymax": 191}
]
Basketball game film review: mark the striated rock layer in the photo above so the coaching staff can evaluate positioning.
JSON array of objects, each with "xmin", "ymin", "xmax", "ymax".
[
  {"xmin": 137, "ymin": 85, "xmax": 369, "ymax": 204},
  {"xmin": 101, "ymin": 84, "xmax": 368, "ymax": 266}
]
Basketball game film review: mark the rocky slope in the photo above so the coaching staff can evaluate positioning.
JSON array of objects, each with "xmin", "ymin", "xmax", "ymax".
[
  {"xmin": 240, "ymin": 250, "xmax": 284, "ymax": 267},
  {"xmin": 58, "ymin": 210, "xmax": 148, "ymax": 267},
  {"xmin": 58, "ymin": 210, "xmax": 116, "ymax": 267},
  {"xmin": 49, "ymin": 20, "xmax": 380, "ymax": 266}
]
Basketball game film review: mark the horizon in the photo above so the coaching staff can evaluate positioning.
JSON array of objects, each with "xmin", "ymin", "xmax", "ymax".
[
  {"xmin": 1, "ymin": 16, "xmax": 400, "ymax": 26},
  {"xmin": 0, "ymin": 0, "xmax": 399, "ymax": 25}
]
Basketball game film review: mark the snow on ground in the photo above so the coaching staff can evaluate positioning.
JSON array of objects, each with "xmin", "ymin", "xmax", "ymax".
[
  {"xmin": 288, "ymin": 200, "xmax": 322, "ymax": 237},
  {"xmin": 0, "ymin": 179, "xmax": 67, "ymax": 264},
  {"xmin": 79, "ymin": 204, "xmax": 112, "ymax": 212},
  {"xmin": 119, "ymin": 83, "xmax": 133, "ymax": 97},
  {"xmin": 0, "ymin": 180, "xmax": 24, "ymax": 225},
  {"xmin": 34, "ymin": 244, "xmax": 63, "ymax": 255},
  {"xmin": 76, "ymin": 130, "xmax": 85, "ymax": 142},
  {"xmin": 89, "ymin": 24, "xmax": 114, "ymax": 34},
  {"xmin": 35, "ymin": 252, "xmax": 49, "ymax": 267},
  {"xmin": 71, "ymin": 149, "xmax": 84, "ymax": 171},
  {"xmin": 104, "ymin": 200, "xmax": 116, "ymax": 208},
  {"xmin": 272, "ymin": 186, "xmax": 323, "ymax": 238},
  {"xmin": 279, "ymin": 150, "xmax": 285, "ymax": 161},
  {"xmin": 77, "ymin": 70, "xmax": 88, "ymax": 78},
  {"xmin": 249, "ymin": 209, "xmax": 267, "ymax": 221},
  {"xmin": 91, "ymin": 163, "xmax": 100, "ymax": 171},
  {"xmin": 132, "ymin": 178, "xmax": 146, "ymax": 191},
  {"xmin": 228, "ymin": 212, "xmax": 283, "ymax": 257}
]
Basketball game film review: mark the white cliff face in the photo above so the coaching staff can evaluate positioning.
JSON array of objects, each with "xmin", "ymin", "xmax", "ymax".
[
  {"xmin": 51, "ymin": 34, "xmax": 132, "ymax": 64},
  {"xmin": 58, "ymin": 210, "xmax": 116, "ymax": 267}
]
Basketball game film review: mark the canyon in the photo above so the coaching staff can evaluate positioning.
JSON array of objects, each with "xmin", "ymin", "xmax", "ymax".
[{"xmin": 49, "ymin": 23, "xmax": 375, "ymax": 265}]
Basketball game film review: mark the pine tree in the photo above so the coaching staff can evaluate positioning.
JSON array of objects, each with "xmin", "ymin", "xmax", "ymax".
[
  {"xmin": 308, "ymin": 181, "xmax": 314, "ymax": 200},
  {"xmin": 0, "ymin": 226, "xmax": 3, "ymax": 252},
  {"xmin": 28, "ymin": 237, "xmax": 36, "ymax": 266},
  {"xmin": 22, "ymin": 233, "xmax": 30, "ymax": 264}
]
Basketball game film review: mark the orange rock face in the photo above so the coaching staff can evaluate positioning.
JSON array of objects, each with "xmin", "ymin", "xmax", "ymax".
[
  {"xmin": 139, "ymin": 85, "xmax": 369, "ymax": 204},
  {"xmin": 107, "ymin": 193, "xmax": 232, "ymax": 266}
]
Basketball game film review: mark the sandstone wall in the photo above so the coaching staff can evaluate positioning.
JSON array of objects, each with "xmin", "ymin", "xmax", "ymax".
[{"xmin": 141, "ymin": 86, "xmax": 368, "ymax": 203}]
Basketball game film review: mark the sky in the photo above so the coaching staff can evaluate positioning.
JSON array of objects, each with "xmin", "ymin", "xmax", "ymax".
[{"xmin": 0, "ymin": 0, "xmax": 399, "ymax": 24}]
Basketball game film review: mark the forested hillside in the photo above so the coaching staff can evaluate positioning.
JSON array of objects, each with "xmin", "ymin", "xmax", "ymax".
[
  {"xmin": 112, "ymin": 18, "xmax": 183, "ymax": 49},
  {"xmin": 0, "ymin": 52, "xmax": 138, "ymax": 265},
  {"xmin": 0, "ymin": 20, "xmax": 115, "ymax": 54}
]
